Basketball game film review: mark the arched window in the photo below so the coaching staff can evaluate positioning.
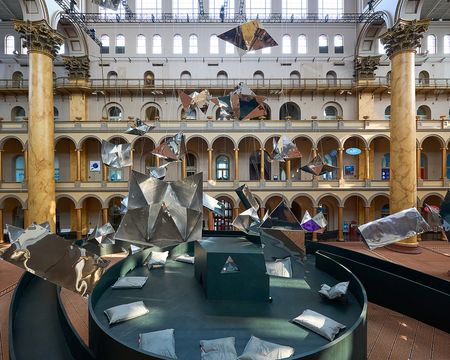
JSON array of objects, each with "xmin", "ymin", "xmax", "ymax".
[
  {"xmin": 324, "ymin": 105, "xmax": 338, "ymax": 119},
  {"xmin": 282, "ymin": 35, "xmax": 291, "ymax": 54},
  {"xmin": 12, "ymin": 106, "xmax": 25, "ymax": 121},
  {"xmin": 153, "ymin": 35, "xmax": 162, "ymax": 54},
  {"xmin": 225, "ymin": 41, "xmax": 235, "ymax": 54},
  {"xmin": 216, "ymin": 155, "xmax": 230, "ymax": 180},
  {"xmin": 334, "ymin": 34, "xmax": 343, "ymax": 53},
  {"xmin": 386, "ymin": 71, "xmax": 391, "ymax": 84},
  {"xmin": 384, "ymin": 105, "xmax": 391, "ymax": 120},
  {"xmin": 12, "ymin": 71, "xmax": 23, "ymax": 87},
  {"xmin": 417, "ymin": 105, "xmax": 431, "ymax": 120},
  {"xmin": 108, "ymin": 106, "xmax": 123, "ymax": 121},
  {"xmin": 144, "ymin": 71, "xmax": 154, "ymax": 86},
  {"xmin": 145, "ymin": 106, "xmax": 160, "ymax": 120},
  {"xmin": 101, "ymin": 34, "xmax": 110, "ymax": 54},
  {"xmin": 381, "ymin": 204, "xmax": 390, "ymax": 217},
  {"xmin": 107, "ymin": 71, "xmax": 118, "ymax": 86},
  {"xmin": 54, "ymin": 157, "xmax": 60, "ymax": 182},
  {"xmin": 108, "ymin": 197, "xmax": 123, "ymax": 230},
  {"xmin": 427, "ymin": 34, "xmax": 436, "ymax": 54},
  {"xmin": 180, "ymin": 71, "xmax": 191, "ymax": 80},
  {"xmin": 444, "ymin": 35, "xmax": 450, "ymax": 54},
  {"xmin": 137, "ymin": 34, "xmax": 146, "ymax": 54},
  {"xmin": 418, "ymin": 71, "xmax": 430, "ymax": 86},
  {"xmin": 245, "ymin": 0, "xmax": 271, "ymax": 18},
  {"xmin": 109, "ymin": 168, "xmax": 123, "ymax": 181},
  {"xmin": 249, "ymin": 151, "xmax": 271, "ymax": 180},
  {"xmin": 54, "ymin": 106, "xmax": 59, "ymax": 121},
  {"xmin": 189, "ymin": 34, "xmax": 198, "ymax": 54},
  {"xmin": 213, "ymin": 198, "xmax": 233, "ymax": 231},
  {"xmin": 297, "ymin": 35, "xmax": 307, "ymax": 54},
  {"xmin": 319, "ymin": 35, "xmax": 328, "ymax": 53},
  {"xmin": 253, "ymin": 71, "xmax": 264, "ymax": 84},
  {"xmin": 280, "ymin": 102, "xmax": 301, "ymax": 120},
  {"xmin": 420, "ymin": 153, "xmax": 427, "ymax": 179},
  {"xmin": 378, "ymin": 39, "xmax": 386, "ymax": 54},
  {"xmin": 326, "ymin": 71, "xmax": 337, "ymax": 86},
  {"xmin": 217, "ymin": 71, "xmax": 228, "ymax": 80},
  {"xmin": 382, "ymin": 153, "xmax": 390, "ymax": 180},
  {"xmin": 136, "ymin": 0, "xmax": 162, "ymax": 17},
  {"xmin": 173, "ymin": 34, "xmax": 183, "ymax": 54},
  {"xmin": 210, "ymin": 35, "xmax": 219, "ymax": 54},
  {"xmin": 318, "ymin": 0, "xmax": 343, "ymax": 19},
  {"xmin": 115, "ymin": 35, "xmax": 125, "ymax": 54},
  {"xmin": 282, "ymin": 0, "xmax": 307, "ymax": 19},
  {"xmin": 446, "ymin": 154, "xmax": 450, "ymax": 179},
  {"xmin": 12, "ymin": 205, "xmax": 24, "ymax": 228},
  {"xmin": 15, "ymin": 155, "xmax": 24, "ymax": 182},
  {"xmin": 5, "ymin": 35, "xmax": 15, "ymax": 54},
  {"xmin": 323, "ymin": 151, "xmax": 337, "ymax": 180}
]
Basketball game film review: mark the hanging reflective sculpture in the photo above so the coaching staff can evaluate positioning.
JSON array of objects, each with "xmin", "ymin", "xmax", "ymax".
[
  {"xmin": 440, "ymin": 190, "xmax": 450, "ymax": 237},
  {"xmin": 217, "ymin": 20, "xmax": 278, "ymax": 55},
  {"xmin": 178, "ymin": 90, "xmax": 212, "ymax": 115},
  {"xmin": 424, "ymin": 204, "xmax": 442, "ymax": 233},
  {"xmin": 87, "ymin": 222, "xmax": 116, "ymax": 246},
  {"xmin": 0, "ymin": 224, "xmax": 109, "ymax": 297},
  {"xmin": 148, "ymin": 163, "xmax": 171, "ymax": 180},
  {"xmin": 125, "ymin": 118, "xmax": 155, "ymax": 136},
  {"xmin": 300, "ymin": 154, "xmax": 338, "ymax": 176},
  {"xmin": 235, "ymin": 184, "xmax": 260, "ymax": 211},
  {"xmin": 120, "ymin": 196, "xmax": 128, "ymax": 215},
  {"xmin": 203, "ymin": 193, "xmax": 226, "ymax": 217},
  {"xmin": 260, "ymin": 200, "xmax": 303, "ymax": 231},
  {"xmin": 232, "ymin": 207, "xmax": 262, "ymax": 234},
  {"xmin": 300, "ymin": 211, "xmax": 328, "ymax": 232},
  {"xmin": 151, "ymin": 132, "xmax": 186, "ymax": 161},
  {"xmin": 101, "ymin": 140, "xmax": 132, "ymax": 168},
  {"xmin": 271, "ymin": 136, "xmax": 302, "ymax": 162},
  {"xmin": 358, "ymin": 207, "xmax": 431, "ymax": 250},
  {"xmin": 114, "ymin": 171, "xmax": 203, "ymax": 248}
]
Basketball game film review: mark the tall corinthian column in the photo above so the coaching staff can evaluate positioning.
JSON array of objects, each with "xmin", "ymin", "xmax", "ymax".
[
  {"xmin": 380, "ymin": 19, "xmax": 429, "ymax": 251},
  {"xmin": 14, "ymin": 20, "xmax": 64, "ymax": 232}
]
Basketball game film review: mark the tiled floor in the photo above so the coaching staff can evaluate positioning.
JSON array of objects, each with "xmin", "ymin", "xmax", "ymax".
[{"xmin": 1, "ymin": 242, "xmax": 449, "ymax": 359}]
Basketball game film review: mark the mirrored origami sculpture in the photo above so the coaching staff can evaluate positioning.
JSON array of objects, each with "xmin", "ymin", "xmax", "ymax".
[
  {"xmin": 358, "ymin": 207, "xmax": 431, "ymax": 250},
  {"xmin": 260, "ymin": 201, "xmax": 303, "ymax": 231},
  {"xmin": 114, "ymin": 171, "xmax": 203, "ymax": 248},
  {"xmin": 440, "ymin": 190, "xmax": 450, "ymax": 237},
  {"xmin": 271, "ymin": 136, "xmax": 302, "ymax": 162},
  {"xmin": 232, "ymin": 207, "xmax": 262, "ymax": 234},
  {"xmin": 235, "ymin": 184, "xmax": 260, "ymax": 211},
  {"xmin": 300, "ymin": 211, "xmax": 327, "ymax": 232},
  {"xmin": 87, "ymin": 223, "xmax": 116, "ymax": 246},
  {"xmin": 125, "ymin": 118, "xmax": 155, "ymax": 136},
  {"xmin": 0, "ymin": 224, "xmax": 109, "ymax": 297},
  {"xmin": 93, "ymin": 0, "xmax": 121, "ymax": 11},
  {"xmin": 120, "ymin": 196, "xmax": 128, "ymax": 215},
  {"xmin": 151, "ymin": 132, "xmax": 186, "ymax": 161},
  {"xmin": 179, "ymin": 90, "xmax": 213, "ymax": 115},
  {"xmin": 424, "ymin": 204, "xmax": 442, "ymax": 233},
  {"xmin": 217, "ymin": 20, "xmax": 278, "ymax": 55},
  {"xmin": 300, "ymin": 154, "xmax": 338, "ymax": 176},
  {"xmin": 148, "ymin": 163, "xmax": 171, "ymax": 180},
  {"xmin": 203, "ymin": 193, "xmax": 226, "ymax": 217},
  {"xmin": 101, "ymin": 140, "xmax": 132, "ymax": 168}
]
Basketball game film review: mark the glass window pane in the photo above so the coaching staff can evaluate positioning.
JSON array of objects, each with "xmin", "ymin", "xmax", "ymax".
[
  {"xmin": 245, "ymin": 0, "xmax": 271, "ymax": 18},
  {"xmin": 209, "ymin": 0, "xmax": 234, "ymax": 19},
  {"xmin": 282, "ymin": 0, "xmax": 307, "ymax": 19},
  {"xmin": 210, "ymin": 35, "xmax": 219, "ymax": 54}
]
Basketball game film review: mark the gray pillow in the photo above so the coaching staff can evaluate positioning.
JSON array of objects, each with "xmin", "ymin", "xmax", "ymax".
[
  {"xmin": 292, "ymin": 309, "xmax": 346, "ymax": 341},
  {"xmin": 111, "ymin": 276, "xmax": 148, "ymax": 289},
  {"xmin": 139, "ymin": 329, "xmax": 177, "ymax": 359},
  {"xmin": 238, "ymin": 336, "xmax": 294, "ymax": 360},
  {"xmin": 318, "ymin": 281, "xmax": 349, "ymax": 300},
  {"xmin": 200, "ymin": 337, "xmax": 237, "ymax": 360},
  {"xmin": 147, "ymin": 251, "xmax": 169, "ymax": 269},
  {"xmin": 104, "ymin": 301, "xmax": 149, "ymax": 325},
  {"xmin": 265, "ymin": 258, "xmax": 292, "ymax": 278}
]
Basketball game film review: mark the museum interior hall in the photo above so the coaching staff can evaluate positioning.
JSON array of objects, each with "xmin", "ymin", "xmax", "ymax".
[{"xmin": 0, "ymin": 1, "xmax": 449, "ymax": 360}]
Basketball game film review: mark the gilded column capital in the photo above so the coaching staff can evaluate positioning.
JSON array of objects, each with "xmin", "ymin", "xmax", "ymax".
[
  {"xmin": 354, "ymin": 55, "xmax": 382, "ymax": 79},
  {"xmin": 62, "ymin": 55, "xmax": 90, "ymax": 80},
  {"xmin": 379, "ymin": 18, "xmax": 430, "ymax": 58},
  {"xmin": 14, "ymin": 19, "xmax": 64, "ymax": 58}
]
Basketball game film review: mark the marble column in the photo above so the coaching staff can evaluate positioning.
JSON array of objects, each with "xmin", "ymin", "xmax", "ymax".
[
  {"xmin": 23, "ymin": 209, "xmax": 29, "ymax": 228},
  {"xmin": 181, "ymin": 155, "xmax": 187, "ymax": 179},
  {"xmin": 416, "ymin": 146, "xmax": 422, "ymax": 180},
  {"xmin": 208, "ymin": 211, "xmax": 214, "ymax": 230},
  {"xmin": 234, "ymin": 148, "xmax": 239, "ymax": 180},
  {"xmin": 441, "ymin": 147, "xmax": 447, "ymax": 181},
  {"xmin": 14, "ymin": 20, "xmax": 64, "ymax": 232},
  {"xmin": 338, "ymin": 148, "xmax": 344, "ymax": 181},
  {"xmin": 286, "ymin": 160, "xmax": 291, "ymax": 181},
  {"xmin": 0, "ymin": 208, "xmax": 3, "ymax": 243},
  {"xmin": 23, "ymin": 149, "xmax": 28, "ymax": 181},
  {"xmin": 338, "ymin": 206, "xmax": 344, "ymax": 241},
  {"xmin": 312, "ymin": 207, "xmax": 318, "ymax": 241},
  {"xmin": 62, "ymin": 56, "xmax": 90, "ymax": 121},
  {"xmin": 103, "ymin": 164, "xmax": 108, "ymax": 181},
  {"xmin": 76, "ymin": 149, "xmax": 82, "ymax": 181},
  {"xmin": 380, "ymin": 19, "xmax": 430, "ymax": 250},
  {"xmin": 260, "ymin": 148, "xmax": 265, "ymax": 180},
  {"xmin": 102, "ymin": 208, "xmax": 108, "ymax": 225},
  {"xmin": 312, "ymin": 148, "xmax": 318, "ymax": 158},
  {"xmin": 364, "ymin": 206, "xmax": 371, "ymax": 224},
  {"xmin": 207, "ymin": 148, "xmax": 213, "ymax": 181},
  {"xmin": 364, "ymin": 147, "xmax": 370, "ymax": 180},
  {"xmin": 155, "ymin": 156, "xmax": 160, "ymax": 167},
  {"xmin": 259, "ymin": 207, "xmax": 265, "ymax": 219},
  {"xmin": 76, "ymin": 207, "xmax": 82, "ymax": 240},
  {"xmin": 233, "ymin": 207, "xmax": 239, "ymax": 230}
]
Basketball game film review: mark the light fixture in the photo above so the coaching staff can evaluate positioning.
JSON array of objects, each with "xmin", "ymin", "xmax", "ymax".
[{"xmin": 345, "ymin": 148, "xmax": 362, "ymax": 155}]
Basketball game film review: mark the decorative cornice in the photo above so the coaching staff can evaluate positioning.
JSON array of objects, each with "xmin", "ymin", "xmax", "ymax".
[
  {"xmin": 379, "ymin": 18, "xmax": 430, "ymax": 58},
  {"xmin": 14, "ymin": 19, "xmax": 64, "ymax": 59},
  {"xmin": 354, "ymin": 55, "xmax": 382, "ymax": 79},
  {"xmin": 62, "ymin": 55, "xmax": 90, "ymax": 79}
]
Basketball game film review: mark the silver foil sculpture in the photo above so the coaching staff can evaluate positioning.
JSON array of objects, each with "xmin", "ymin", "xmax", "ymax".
[
  {"xmin": 260, "ymin": 201, "xmax": 303, "ymax": 231},
  {"xmin": 300, "ymin": 211, "xmax": 327, "ymax": 232},
  {"xmin": 125, "ymin": 118, "xmax": 155, "ymax": 136},
  {"xmin": 148, "ymin": 163, "xmax": 171, "ymax": 180},
  {"xmin": 271, "ymin": 136, "xmax": 302, "ymax": 162},
  {"xmin": 114, "ymin": 171, "xmax": 203, "ymax": 248},
  {"xmin": 152, "ymin": 132, "xmax": 186, "ymax": 161},
  {"xmin": 232, "ymin": 207, "xmax": 262, "ymax": 234},
  {"xmin": 101, "ymin": 140, "xmax": 132, "ymax": 168},
  {"xmin": 235, "ymin": 184, "xmax": 260, "ymax": 211},
  {"xmin": 87, "ymin": 222, "xmax": 116, "ymax": 246},
  {"xmin": 423, "ymin": 204, "xmax": 442, "ymax": 233},
  {"xmin": 358, "ymin": 207, "xmax": 431, "ymax": 250},
  {"xmin": 300, "ymin": 154, "xmax": 338, "ymax": 176},
  {"xmin": 203, "ymin": 193, "xmax": 226, "ymax": 217},
  {"xmin": 0, "ymin": 223, "xmax": 109, "ymax": 297}
]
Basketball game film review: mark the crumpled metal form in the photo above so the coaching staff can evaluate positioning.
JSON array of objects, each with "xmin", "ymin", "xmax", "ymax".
[
  {"xmin": 93, "ymin": 0, "xmax": 121, "ymax": 11},
  {"xmin": 179, "ymin": 90, "xmax": 213, "ymax": 115},
  {"xmin": 300, "ymin": 154, "xmax": 338, "ymax": 176},
  {"xmin": 232, "ymin": 207, "xmax": 261, "ymax": 234},
  {"xmin": 271, "ymin": 136, "xmax": 302, "ymax": 162},
  {"xmin": 114, "ymin": 171, "xmax": 203, "ymax": 248},
  {"xmin": 217, "ymin": 20, "xmax": 278, "ymax": 55},
  {"xmin": 148, "ymin": 163, "xmax": 171, "ymax": 180},
  {"xmin": 424, "ymin": 204, "xmax": 442, "ymax": 233},
  {"xmin": 88, "ymin": 222, "xmax": 115, "ymax": 246},
  {"xmin": 300, "ymin": 211, "xmax": 328, "ymax": 232},
  {"xmin": 440, "ymin": 190, "xmax": 450, "ymax": 237},
  {"xmin": 260, "ymin": 200, "xmax": 303, "ymax": 231},
  {"xmin": 203, "ymin": 193, "xmax": 225, "ymax": 217},
  {"xmin": 358, "ymin": 207, "xmax": 431, "ymax": 250},
  {"xmin": 235, "ymin": 184, "xmax": 260, "ymax": 211},
  {"xmin": 151, "ymin": 132, "xmax": 186, "ymax": 161},
  {"xmin": 120, "ymin": 196, "xmax": 128, "ymax": 215},
  {"xmin": 125, "ymin": 118, "xmax": 155, "ymax": 136},
  {"xmin": 101, "ymin": 140, "xmax": 132, "ymax": 168},
  {"xmin": 0, "ymin": 224, "xmax": 109, "ymax": 297}
]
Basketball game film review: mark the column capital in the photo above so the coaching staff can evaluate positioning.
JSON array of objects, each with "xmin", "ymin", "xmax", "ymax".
[
  {"xmin": 62, "ymin": 55, "xmax": 90, "ymax": 80},
  {"xmin": 380, "ymin": 18, "xmax": 430, "ymax": 58},
  {"xmin": 14, "ymin": 19, "xmax": 64, "ymax": 59},
  {"xmin": 233, "ymin": 148, "xmax": 239, "ymax": 152},
  {"xmin": 354, "ymin": 55, "xmax": 382, "ymax": 80},
  {"xmin": 441, "ymin": 147, "xmax": 447, "ymax": 151},
  {"xmin": 364, "ymin": 147, "xmax": 370, "ymax": 151},
  {"xmin": 207, "ymin": 148, "xmax": 213, "ymax": 152}
]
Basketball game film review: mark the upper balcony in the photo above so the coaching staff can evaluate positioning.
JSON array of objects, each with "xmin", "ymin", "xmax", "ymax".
[{"xmin": 0, "ymin": 77, "xmax": 449, "ymax": 97}]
